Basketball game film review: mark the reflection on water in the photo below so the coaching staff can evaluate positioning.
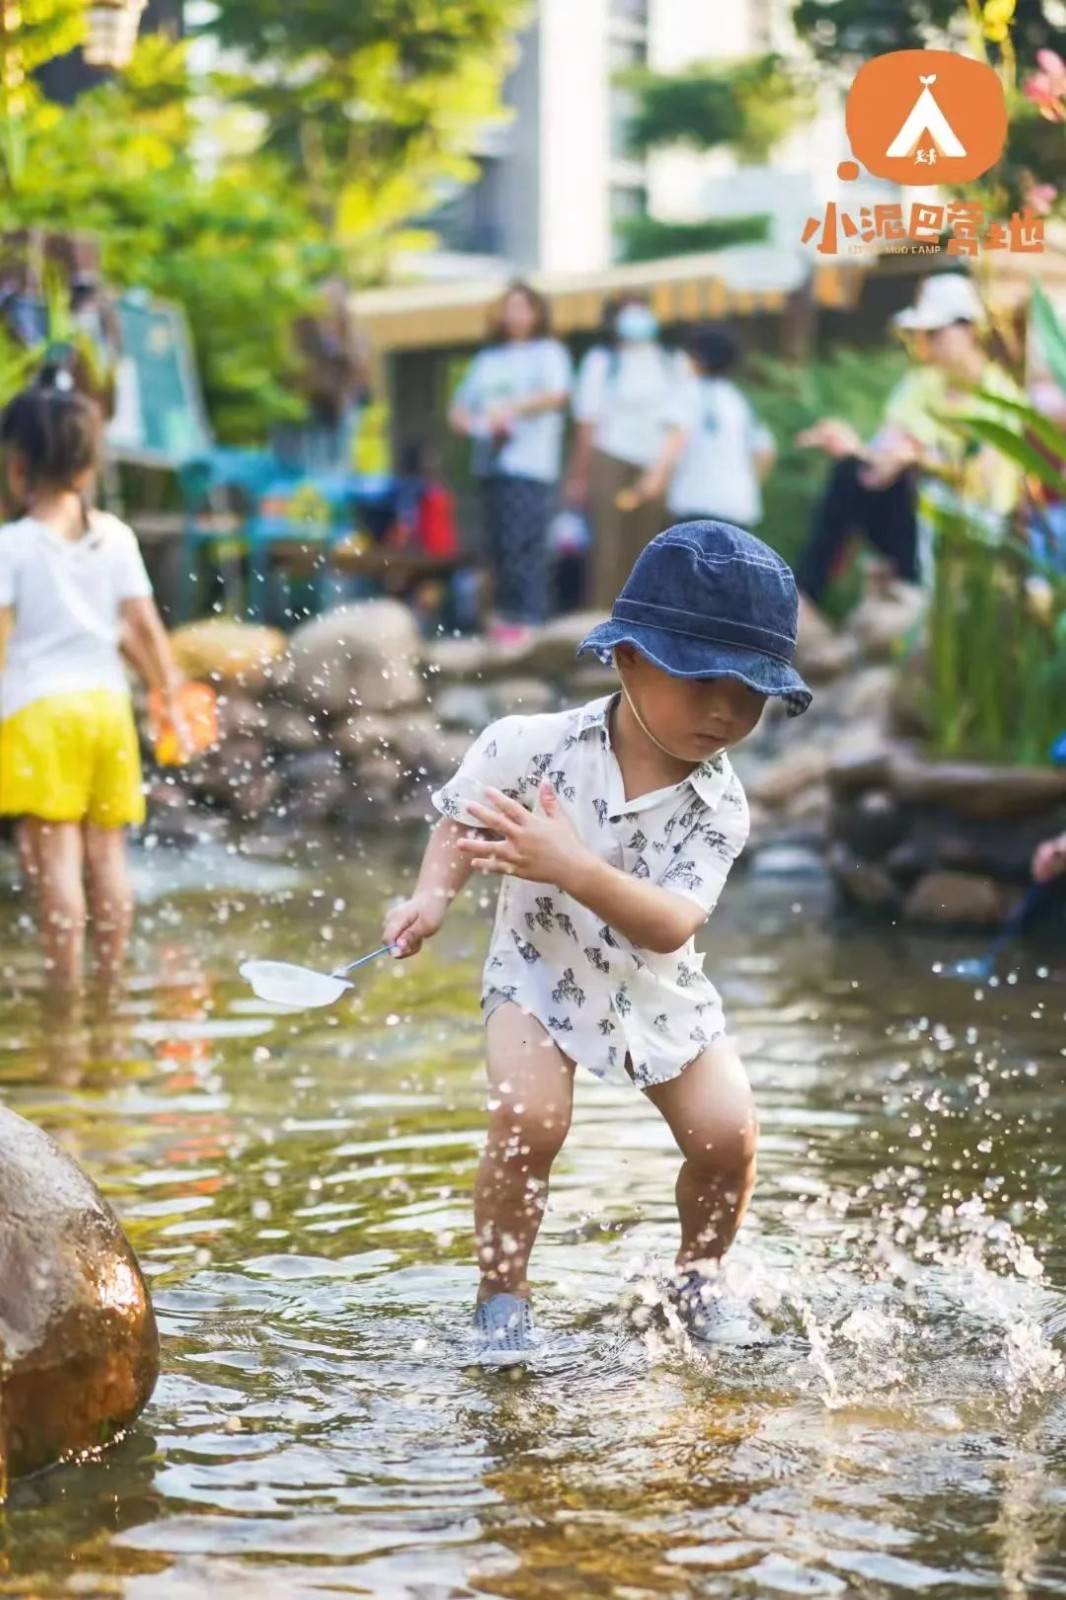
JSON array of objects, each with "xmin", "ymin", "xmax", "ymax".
[{"xmin": 1, "ymin": 838, "xmax": 1066, "ymax": 1597}]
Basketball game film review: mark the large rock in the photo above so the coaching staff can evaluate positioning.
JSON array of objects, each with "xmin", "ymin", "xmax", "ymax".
[
  {"xmin": 830, "ymin": 787, "xmax": 907, "ymax": 858},
  {"xmin": 829, "ymin": 843, "xmax": 901, "ymax": 910},
  {"xmin": 520, "ymin": 612, "xmax": 604, "ymax": 679},
  {"xmin": 278, "ymin": 749, "xmax": 348, "ymax": 824},
  {"xmin": 289, "ymin": 601, "xmax": 424, "ymax": 715},
  {"xmin": 264, "ymin": 704, "xmax": 323, "ymax": 753},
  {"xmin": 886, "ymin": 753, "xmax": 1066, "ymax": 819},
  {"xmin": 334, "ymin": 710, "xmax": 446, "ymax": 770},
  {"xmin": 796, "ymin": 633, "xmax": 862, "ymax": 683},
  {"xmin": 849, "ymin": 581, "xmax": 927, "ymax": 661},
  {"xmin": 0, "ymin": 1107, "xmax": 158, "ymax": 1491},
  {"xmin": 892, "ymin": 806, "xmax": 1066, "ymax": 882},
  {"xmin": 423, "ymin": 636, "xmax": 494, "ymax": 685},
  {"xmin": 747, "ymin": 746, "xmax": 830, "ymax": 808},
  {"xmin": 827, "ymin": 739, "xmax": 897, "ymax": 795},
  {"xmin": 433, "ymin": 685, "xmax": 494, "ymax": 732},
  {"xmin": 169, "ymin": 619, "xmax": 287, "ymax": 690},
  {"xmin": 487, "ymin": 677, "xmax": 558, "ymax": 718},
  {"xmin": 216, "ymin": 693, "xmax": 269, "ymax": 742},
  {"xmin": 889, "ymin": 659, "xmax": 934, "ymax": 739},
  {"xmin": 794, "ymin": 596, "xmax": 861, "ymax": 682},
  {"xmin": 835, "ymin": 665, "xmax": 895, "ymax": 725},
  {"xmin": 903, "ymin": 870, "xmax": 1011, "ymax": 926}
]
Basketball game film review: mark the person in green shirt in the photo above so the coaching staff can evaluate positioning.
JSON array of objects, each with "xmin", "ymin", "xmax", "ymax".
[{"xmin": 795, "ymin": 273, "xmax": 1024, "ymax": 604}]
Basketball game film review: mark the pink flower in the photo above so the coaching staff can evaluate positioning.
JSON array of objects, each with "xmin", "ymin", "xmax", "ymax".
[
  {"xmin": 1035, "ymin": 48, "xmax": 1066, "ymax": 84},
  {"xmin": 1027, "ymin": 182, "xmax": 1058, "ymax": 216},
  {"xmin": 1025, "ymin": 49, "xmax": 1066, "ymax": 119},
  {"xmin": 1024, "ymin": 70, "xmax": 1066, "ymax": 120}
]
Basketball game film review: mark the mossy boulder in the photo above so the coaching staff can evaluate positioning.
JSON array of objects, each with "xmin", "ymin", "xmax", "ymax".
[{"xmin": 0, "ymin": 1107, "xmax": 158, "ymax": 1494}]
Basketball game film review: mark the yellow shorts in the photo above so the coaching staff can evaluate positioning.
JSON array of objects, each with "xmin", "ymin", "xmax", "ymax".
[{"xmin": 0, "ymin": 691, "xmax": 145, "ymax": 829}]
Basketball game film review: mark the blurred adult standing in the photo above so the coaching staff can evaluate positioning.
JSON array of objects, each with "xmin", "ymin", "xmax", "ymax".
[
  {"xmin": 565, "ymin": 294, "xmax": 691, "ymax": 609},
  {"xmin": 450, "ymin": 280, "xmax": 571, "ymax": 639},
  {"xmin": 668, "ymin": 323, "xmax": 776, "ymax": 530}
]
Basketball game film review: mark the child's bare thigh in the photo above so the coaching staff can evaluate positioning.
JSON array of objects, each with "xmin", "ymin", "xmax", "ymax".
[{"xmin": 484, "ymin": 1002, "xmax": 576, "ymax": 1120}]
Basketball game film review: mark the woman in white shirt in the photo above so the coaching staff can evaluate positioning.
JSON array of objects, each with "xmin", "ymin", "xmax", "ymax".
[
  {"xmin": 668, "ymin": 324, "xmax": 776, "ymax": 529},
  {"xmin": 450, "ymin": 282, "xmax": 572, "ymax": 639},
  {"xmin": 565, "ymin": 295, "xmax": 691, "ymax": 609}
]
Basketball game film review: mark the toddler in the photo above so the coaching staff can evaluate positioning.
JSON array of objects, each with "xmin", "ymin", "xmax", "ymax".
[{"xmin": 384, "ymin": 520, "xmax": 812, "ymax": 1362}]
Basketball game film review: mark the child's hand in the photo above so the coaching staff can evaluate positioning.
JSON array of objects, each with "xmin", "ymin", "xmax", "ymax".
[
  {"xmin": 383, "ymin": 891, "xmax": 443, "ymax": 958},
  {"xmin": 1032, "ymin": 832, "xmax": 1066, "ymax": 884},
  {"xmin": 459, "ymin": 783, "xmax": 590, "ymax": 890}
]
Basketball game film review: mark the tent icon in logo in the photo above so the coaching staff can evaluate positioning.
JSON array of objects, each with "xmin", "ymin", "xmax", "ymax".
[{"xmin": 885, "ymin": 73, "xmax": 967, "ymax": 158}]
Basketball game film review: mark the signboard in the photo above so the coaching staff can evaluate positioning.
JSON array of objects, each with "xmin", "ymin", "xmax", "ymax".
[{"xmin": 107, "ymin": 292, "xmax": 212, "ymax": 466}]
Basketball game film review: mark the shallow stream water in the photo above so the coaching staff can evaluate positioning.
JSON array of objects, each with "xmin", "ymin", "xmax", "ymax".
[{"xmin": 2, "ymin": 836, "xmax": 1066, "ymax": 1598}]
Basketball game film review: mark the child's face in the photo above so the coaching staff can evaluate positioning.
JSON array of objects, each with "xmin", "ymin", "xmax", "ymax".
[{"xmin": 617, "ymin": 646, "xmax": 766, "ymax": 762}]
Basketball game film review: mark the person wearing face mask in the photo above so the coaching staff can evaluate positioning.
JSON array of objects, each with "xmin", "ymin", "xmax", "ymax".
[{"xmin": 565, "ymin": 295, "xmax": 692, "ymax": 611}]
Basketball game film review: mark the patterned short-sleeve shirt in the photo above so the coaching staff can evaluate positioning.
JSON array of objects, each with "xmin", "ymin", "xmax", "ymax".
[{"xmin": 430, "ymin": 694, "xmax": 749, "ymax": 1089}]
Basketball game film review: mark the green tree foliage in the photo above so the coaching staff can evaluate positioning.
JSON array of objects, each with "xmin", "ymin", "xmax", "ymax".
[
  {"xmin": 6, "ymin": 39, "xmax": 338, "ymax": 439},
  {"xmin": 200, "ymin": 0, "xmax": 525, "ymax": 273},
  {"xmin": 2, "ymin": 2, "xmax": 527, "ymax": 436},
  {"xmin": 625, "ymin": 54, "xmax": 816, "ymax": 165},
  {"xmin": 618, "ymin": 53, "xmax": 815, "ymax": 264},
  {"xmin": 792, "ymin": 0, "xmax": 1066, "ymax": 67},
  {"xmin": 619, "ymin": 214, "xmax": 770, "ymax": 264},
  {"xmin": 0, "ymin": 0, "xmax": 87, "ymax": 187}
]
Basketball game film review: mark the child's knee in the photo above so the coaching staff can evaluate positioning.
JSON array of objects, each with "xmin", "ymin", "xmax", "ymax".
[
  {"xmin": 42, "ymin": 893, "xmax": 87, "ymax": 936},
  {"xmin": 487, "ymin": 1093, "xmax": 570, "ymax": 1167},
  {"xmin": 681, "ymin": 1102, "xmax": 758, "ymax": 1178}
]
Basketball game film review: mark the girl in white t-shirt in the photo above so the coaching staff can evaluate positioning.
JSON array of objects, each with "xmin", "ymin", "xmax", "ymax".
[
  {"xmin": 668, "ymin": 324, "xmax": 776, "ymax": 530},
  {"xmin": 0, "ymin": 372, "xmax": 184, "ymax": 991}
]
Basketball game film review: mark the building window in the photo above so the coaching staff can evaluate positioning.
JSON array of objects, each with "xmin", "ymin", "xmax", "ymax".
[
  {"xmin": 610, "ymin": 182, "xmax": 648, "ymax": 260},
  {"xmin": 421, "ymin": 159, "xmax": 503, "ymax": 256},
  {"xmin": 609, "ymin": 33, "xmax": 647, "ymax": 162},
  {"xmin": 610, "ymin": 0, "xmax": 649, "ymax": 24}
]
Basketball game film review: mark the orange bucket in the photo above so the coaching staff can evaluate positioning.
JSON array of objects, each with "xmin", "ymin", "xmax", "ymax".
[{"xmin": 148, "ymin": 681, "xmax": 219, "ymax": 767}]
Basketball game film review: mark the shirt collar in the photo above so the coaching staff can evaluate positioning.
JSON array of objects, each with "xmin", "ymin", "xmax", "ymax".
[{"xmin": 576, "ymin": 694, "xmax": 732, "ymax": 812}]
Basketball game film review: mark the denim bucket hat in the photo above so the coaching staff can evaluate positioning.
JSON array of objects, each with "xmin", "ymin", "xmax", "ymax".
[{"xmin": 577, "ymin": 520, "xmax": 813, "ymax": 716}]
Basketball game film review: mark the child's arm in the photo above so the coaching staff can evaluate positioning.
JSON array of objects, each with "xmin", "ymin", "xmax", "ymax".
[
  {"xmin": 120, "ymin": 597, "xmax": 183, "ymax": 699},
  {"xmin": 459, "ymin": 785, "xmax": 704, "ymax": 955},
  {"xmin": 383, "ymin": 818, "xmax": 476, "ymax": 957}
]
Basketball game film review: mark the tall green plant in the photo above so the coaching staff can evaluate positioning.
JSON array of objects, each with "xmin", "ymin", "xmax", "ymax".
[{"xmin": 927, "ymin": 285, "xmax": 1066, "ymax": 763}]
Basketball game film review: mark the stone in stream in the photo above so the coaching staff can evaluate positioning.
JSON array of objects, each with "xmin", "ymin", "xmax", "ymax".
[
  {"xmin": 169, "ymin": 618, "xmax": 288, "ymax": 691},
  {"xmin": 886, "ymin": 753, "xmax": 1066, "ymax": 820},
  {"xmin": 828, "ymin": 842, "xmax": 902, "ymax": 910},
  {"xmin": 903, "ymin": 870, "xmax": 1011, "ymax": 927},
  {"xmin": 289, "ymin": 600, "xmax": 424, "ymax": 715},
  {"xmin": 0, "ymin": 1106, "xmax": 158, "ymax": 1493},
  {"xmin": 848, "ymin": 581, "xmax": 927, "ymax": 661}
]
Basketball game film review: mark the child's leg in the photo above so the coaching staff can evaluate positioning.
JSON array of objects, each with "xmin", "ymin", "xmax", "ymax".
[
  {"xmin": 19, "ymin": 819, "xmax": 88, "ymax": 990},
  {"xmin": 82, "ymin": 824, "xmax": 134, "ymax": 984},
  {"xmin": 643, "ymin": 1037, "xmax": 758, "ymax": 1271},
  {"xmin": 475, "ymin": 1003, "xmax": 575, "ymax": 1303}
]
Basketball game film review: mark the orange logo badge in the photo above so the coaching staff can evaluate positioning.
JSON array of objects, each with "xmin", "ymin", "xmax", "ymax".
[{"xmin": 846, "ymin": 49, "xmax": 1008, "ymax": 185}]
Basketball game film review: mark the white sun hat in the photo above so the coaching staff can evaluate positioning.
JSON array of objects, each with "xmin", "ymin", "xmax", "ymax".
[{"xmin": 893, "ymin": 273, "xmax": 986, "ymax": 331}]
